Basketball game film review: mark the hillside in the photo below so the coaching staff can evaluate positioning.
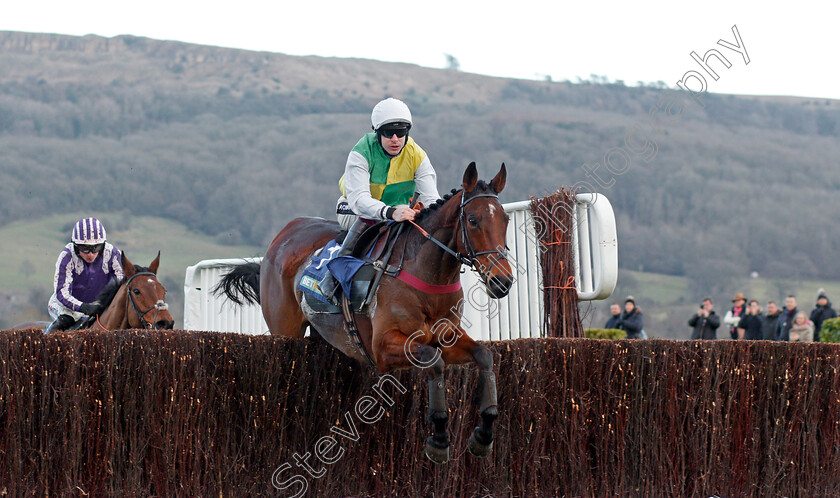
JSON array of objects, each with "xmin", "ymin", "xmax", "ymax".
[{"xmin": 1, "ymin": 30, "xmax": 840, "ymax": 321}]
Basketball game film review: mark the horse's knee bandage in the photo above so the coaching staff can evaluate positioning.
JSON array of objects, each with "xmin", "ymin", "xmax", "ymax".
[
  {"xmin": 478, "ymin": 370, "xmax": 498, "ymax": 413},
  {"xmin": 428, "ymin": 375, "xmax": 447, "ymax": 413}
]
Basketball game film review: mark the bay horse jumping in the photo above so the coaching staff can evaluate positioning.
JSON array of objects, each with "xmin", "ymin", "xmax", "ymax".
[
  {"xmin": 217, "ymin": 162, "xmax": 513, "ymax": 463},
  {"xmin": 10, "ymin": 253, "xmax": 174, "ymax": 331}
]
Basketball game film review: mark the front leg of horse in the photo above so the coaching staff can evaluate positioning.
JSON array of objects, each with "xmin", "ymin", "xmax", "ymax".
[
  {"xmin": 373, "ymin": 331, "xmax": 451, "ymax": 464},
  {"xmin": 439, "ymin": 339, "xmax": 498, "ymax": 458},
  {"xmin": 418, "ymin": 345, "xmax": 450, "ymax": 465},
  {"xmin": 467, "ymin": 343, "xmax": 498, "ymax": 458}
]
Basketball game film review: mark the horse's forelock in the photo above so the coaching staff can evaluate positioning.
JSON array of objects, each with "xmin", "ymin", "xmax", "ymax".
[{"xmin": 471, "ymin": 180, "xmax": 492, "ymax": 195}]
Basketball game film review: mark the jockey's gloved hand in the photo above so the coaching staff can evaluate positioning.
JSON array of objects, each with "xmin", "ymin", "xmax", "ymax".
[
  {"xmin": 389, "ymin": 205, "xmax": 416, "ymax": 222},
  {"xmin": 78, "ymin": 302, "xmax": 97, "ymax": 316}
]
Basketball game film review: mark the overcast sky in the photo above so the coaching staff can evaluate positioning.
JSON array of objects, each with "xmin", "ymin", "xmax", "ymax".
[{"xmin": 3, "ymin": 0, "xmax": 839, "ymax": 100}]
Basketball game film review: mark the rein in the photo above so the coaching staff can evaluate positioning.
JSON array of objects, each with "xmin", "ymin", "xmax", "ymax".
[
  {"xmin": 402, "ymin": 190, "xmax": 508, "ymax": 290},
  {"xmin": 407, "ymin": 219, "xmax": 472, "ymax": 267},
  {"xmin": 125, "ymin": 272, "xmax": 169, "ymax": 329}
]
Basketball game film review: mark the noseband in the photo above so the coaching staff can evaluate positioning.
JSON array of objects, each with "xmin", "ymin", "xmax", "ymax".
[{"xmin": 125, "ymin": 272, "xmax": 169, "ymax": 329}]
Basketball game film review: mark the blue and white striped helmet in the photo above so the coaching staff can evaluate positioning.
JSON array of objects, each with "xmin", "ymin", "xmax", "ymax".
[{"xmin": 71, "ymin": 217, "xmax": 107, "ymax": 245}]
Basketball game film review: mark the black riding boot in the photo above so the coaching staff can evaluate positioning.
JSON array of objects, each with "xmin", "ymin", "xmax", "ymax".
[
  {"xmin": 44, "ymin": 314, "xmax": 75, "ymax": 334},
  {"xmin": 319, "ymin": 218, "xmax": 367, "ymax": 304}
]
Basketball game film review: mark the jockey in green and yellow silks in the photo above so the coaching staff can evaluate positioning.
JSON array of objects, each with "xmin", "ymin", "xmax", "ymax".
[
  {"xmin": 320, "ymin": 98, "xmax": 441, "ymax": 303},
  {"xmin": 335, "ymin": 98, "xmax": 440, "ymax": 230},
  {"xmin": 338, "ymin": 133, "xmax": 434, "ymax": 219}
]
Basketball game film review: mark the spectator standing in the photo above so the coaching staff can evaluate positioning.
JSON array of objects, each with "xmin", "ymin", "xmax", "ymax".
[
  {"xmin": 737, "ymin": 300, "xmax": 763, "ymax": 340},
  {"xmin": 605, "ymin": 303, "xmax": 622, "ymax": 329},
  {"xmin": 761, "ymin": 301, "xmax": 782, "ymax": 341},
  {"xmin": 724, "ymin": 292, "xmax": 748, "ymax": 339},
  {"xmin": 809, "ymin": 290, "xmax": 837, "ymax": 342},
  {"xmin": 619, "ymin": 296, "xmax": 644, "ymax": 339},
  {"xmin": 789, "ymin": 311, "xmax": 815, "ymax": 343},
  {"xmin": 689, "ymin": 297, "xmax": 720, "ymax": 340},
  {"xmin": 777, "ymin": 296, "xmax": 799, "ymax": 341}
]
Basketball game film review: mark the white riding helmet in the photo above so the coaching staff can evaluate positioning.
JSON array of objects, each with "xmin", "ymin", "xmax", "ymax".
[
  {"xmin": 371, "ymin": 98, "xmax": 412, "ymax": 131},
  {"xmin": 71, "ymin": 217, "xmax": 107, "ymax": 245}
]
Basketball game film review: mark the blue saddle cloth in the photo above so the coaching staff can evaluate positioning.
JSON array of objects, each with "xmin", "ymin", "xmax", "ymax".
[{"xmin": 298, "ymin": 240, "xmax": 366, "ymax": 304}]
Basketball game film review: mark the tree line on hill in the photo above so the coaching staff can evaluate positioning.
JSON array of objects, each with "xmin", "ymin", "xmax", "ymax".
[{"xmin": 1, "ymin": 33, "xmax": 840, "ymax": 302}]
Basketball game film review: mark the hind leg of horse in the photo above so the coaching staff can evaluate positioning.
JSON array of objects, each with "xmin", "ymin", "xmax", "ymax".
[
  {"xmin": 439, "ymin": 336, "xmax": 498, "ymax": 458},
  {"xmin": 263, "ymin": 293, "xmax": 307, "ymax": 338},
  {"xmin": 373, "ymin": 330, "xmax": 451, "ymax": 464},
  {"xmin": 268, "ymin": 311, "xmax": 307, "ymax": 338}
]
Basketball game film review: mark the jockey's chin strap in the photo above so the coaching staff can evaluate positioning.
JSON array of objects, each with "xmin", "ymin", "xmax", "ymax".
[
  {"xmin": 125, "ymin": 272, "xmax": 169, "ymax": 329},
  {"xmin": 407, "ymin": 191, "xmax": 508, "ymax": 281}
]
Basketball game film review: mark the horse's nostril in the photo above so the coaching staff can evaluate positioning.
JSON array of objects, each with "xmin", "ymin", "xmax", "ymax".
[
  {"xmin": 156, "ymin": 320, "xmax": 174, "ymax": 330},
  {"xmin": 491, "ymin": 275, "xmax": 512, "ymax": 288},
  {"xmin": 487, "ymin": 275, "xmax": 512, "ymax": 298}
]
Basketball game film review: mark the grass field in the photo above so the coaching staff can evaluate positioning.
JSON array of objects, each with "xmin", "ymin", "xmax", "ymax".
[{"xmin": 0, "ymin": 213, "xmax": 261, "ymax": 327}]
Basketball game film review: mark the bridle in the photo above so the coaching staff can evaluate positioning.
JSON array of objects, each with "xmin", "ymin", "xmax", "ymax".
[
  {"xmin": 457, "ymin": 191, "xmax": 509, "ymax": 280},
  {"xmin": 409, "ymin": 190, "xmax": 509, "ymax": 281},
  {"xmin": 125, "ymin": 272, "xmax": 169, "ymax": 329}
]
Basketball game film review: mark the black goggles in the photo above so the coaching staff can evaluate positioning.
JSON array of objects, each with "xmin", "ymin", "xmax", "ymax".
[
  {"xmin": 76, "ymin": 243, "xmax": 104, "ymax": 254},
  {"xmin": 378, "ymin": 125, "xmax": 410, "ymax": 138}
]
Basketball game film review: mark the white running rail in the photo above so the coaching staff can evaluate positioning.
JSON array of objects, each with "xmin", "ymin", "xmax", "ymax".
[{"xmin": 183, "ymin": 194, "xmax": 618, "ymax": 338}]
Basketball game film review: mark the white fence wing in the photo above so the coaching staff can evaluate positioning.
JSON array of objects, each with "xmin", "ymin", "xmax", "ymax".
[
  {"xmin": 573, "ymin": 193, "xmax": 618, "ymax": 301},
  {"xmin": 183, "ymin": 258, "xmax": 269, "ymax": 334}
]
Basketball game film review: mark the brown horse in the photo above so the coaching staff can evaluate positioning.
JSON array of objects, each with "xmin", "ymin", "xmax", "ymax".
[
  {"xmin": 10, "ymin": 253, "xmax": 174, "ymax": 332},
  {"xmin": 89, "ymin": 252, "xmax": 175, "ymax": 331},
  {"xmin": 217, "ymin": 163, "xmax": 513, "ymax": 463}
]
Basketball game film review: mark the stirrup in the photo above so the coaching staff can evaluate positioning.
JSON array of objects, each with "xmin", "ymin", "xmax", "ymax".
[
  {"xmin": 319, "ymin": 273, "xmax": 341, "ymax": 305},
  {"xmin": 44, "ymin": 314, "xmax": 74, "ymax": 334}
]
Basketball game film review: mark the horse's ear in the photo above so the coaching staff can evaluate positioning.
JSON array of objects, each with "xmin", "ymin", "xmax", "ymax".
[
  {"xmin": 121, "ymin": 252, "xmax": 136, "ymax": 279},
  {"xmin": 149, "ymin": 251, "xmax": 161, "ymax": 275},
  {"xmin": 490, "ymin": 163, "xmax": 507, "ymax": 194},
  {"xmin": 462, "ymin": 162, "xmax": 478, "ymax": 192}
]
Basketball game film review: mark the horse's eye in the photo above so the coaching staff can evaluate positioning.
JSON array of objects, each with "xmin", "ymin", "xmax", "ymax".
[
  {"xmin": 468, "ymin": 216, "xmax": 479, "ymax": 227},
  {"xmin": 132, "ymin": 289, "xmax": 141, "ymax": 295},
  {"xmin": 504, "ymin": 213, "xmax": 510, "ymax": 223}
]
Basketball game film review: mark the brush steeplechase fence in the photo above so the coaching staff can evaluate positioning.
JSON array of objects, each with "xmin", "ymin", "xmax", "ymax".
[{"xmin": 1, "ymin": 330, "xmax": 838, "ymax": 496}]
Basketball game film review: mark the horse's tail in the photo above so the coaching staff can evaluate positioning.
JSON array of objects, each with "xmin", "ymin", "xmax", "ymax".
[{"xmin": 213, "ymin": 262, "xmax": 261, "ymax": 306}]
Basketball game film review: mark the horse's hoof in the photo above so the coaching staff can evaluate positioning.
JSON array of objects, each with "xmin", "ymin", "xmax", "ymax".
[
  {"xmin": 425, "ymin": 437, "xmax": 450, "ymax": 464},
  {"xmin": 467, "ymin": 428, "xmax": 493, "ymax": 458}
]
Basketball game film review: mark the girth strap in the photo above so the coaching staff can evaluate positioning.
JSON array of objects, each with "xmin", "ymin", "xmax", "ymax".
[{"xmin": 341, "ymin": 293, "xmax": 376, "ymax": 367}]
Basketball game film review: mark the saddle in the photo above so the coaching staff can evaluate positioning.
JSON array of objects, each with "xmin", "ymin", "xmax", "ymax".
[
  {"xmin": 299, "ymin": 222, "xmax": 405, "ymax": 315},
  {"xmin": 351, "ymin": 220, "xmax": 393, "ymax": 260}
]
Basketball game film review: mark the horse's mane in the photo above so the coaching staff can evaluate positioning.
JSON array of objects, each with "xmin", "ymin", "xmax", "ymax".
[
  {"xmin": 88, "ymin": 265, "xmax": 152, "ymax": 316},
  {"xmin": 404, "ymin": 180, "xmax": 497, "ymax": 261},
  {"xmin": 413, "ymin": 180, "xmax": 494, "ymax": 225}
]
